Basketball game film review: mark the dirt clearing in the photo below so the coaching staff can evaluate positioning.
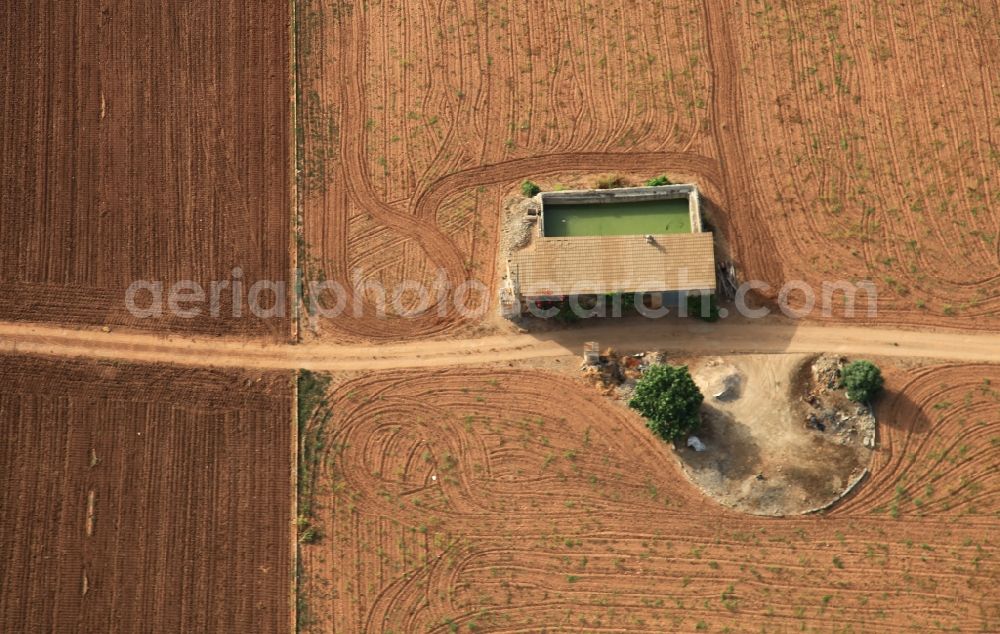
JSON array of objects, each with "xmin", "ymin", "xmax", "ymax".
[
  {"xmin": 0, "ymin": 355, "xmax": 293, "ymax": 633},
  {"xmin": 679, "ymin": 354, "xmax": 873, "ymax": 515}
]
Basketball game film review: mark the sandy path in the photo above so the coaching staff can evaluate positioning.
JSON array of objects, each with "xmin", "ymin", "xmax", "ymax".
[{"xmin": 1, "ymin": 318, "xmax": 997, "ymax": 371}]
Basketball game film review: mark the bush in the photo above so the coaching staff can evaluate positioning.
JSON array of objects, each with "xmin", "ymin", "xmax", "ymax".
[
  {"xmin": 841, "ymin": 360, "xmax": 884, "ymax": 402},
  {"xmin": 595, "ymin": 174, "xmax": 629, "ymax": 189},
  {"xmin": 605, "ymin": 292, "xmax": 637, "ymax": 313},
  {"xmin": 554, "ymin": 300, "xmax": 580, "ymax": 324},
  {"xmin": 644, "ymin": 174, "xmax": 672, "ymax": 187},
  {"xmin": 687, "ymin": 293, "xmax": 720, "ymax": 322},
  {"xmin": 298, "ymin": 525, "xmax": 321, "ymax": 544},
  {"xmin": 521, "ymin": 180, "xmax": 541, "ymax": 197},
  {"xmin": 628, "ymin": 364, "xmax": 704, "ymax": 441}
]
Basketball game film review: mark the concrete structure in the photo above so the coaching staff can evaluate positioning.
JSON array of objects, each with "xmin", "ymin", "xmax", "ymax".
[
  {"xmin": 505, "ymin": 184, "xmax": 716, "ymax": 307},
  {"xmin": 538, "ymin": 183, "xmax": 703, "ymax": 238}
]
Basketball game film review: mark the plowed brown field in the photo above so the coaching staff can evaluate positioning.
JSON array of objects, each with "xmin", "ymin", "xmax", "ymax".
[
  {"xmin": 717, "ymin": 1, "xmax": 1000, "ymax": 330},
  {"xmin": 0, "ymin": 355, "xmax": 293, "ymax": 633},
  {"xmin": 299, "ymin": 366, "xmax": 999, "ymax": 633},
  {"xmin": 0, "ymin": 2, "xmax": 291, "ymax": 339},
  {"xmin": 296, "ymin": 0, "xmax": 720, "ymax": 342},
  {"xmin": 298, "ymin": 0, "xmax": 999, "ymax": 342}
]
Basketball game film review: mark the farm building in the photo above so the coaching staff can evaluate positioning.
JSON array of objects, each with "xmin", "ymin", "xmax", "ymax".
[{"xmin": 503, "ymin": 184, "xmax": 716, "ymax": 313}]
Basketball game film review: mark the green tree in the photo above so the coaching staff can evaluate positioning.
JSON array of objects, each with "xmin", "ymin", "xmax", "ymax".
[
  {"xmin": 521, "ymin": 180, "xmax": 541, "ymax": 197},
  {"xmin": 628, "ymin": 364, "xmax": 704, "ymax": 441},
  {"xmin": 841, "ymin": 360, "xmax": 884, "ymax": 402}
]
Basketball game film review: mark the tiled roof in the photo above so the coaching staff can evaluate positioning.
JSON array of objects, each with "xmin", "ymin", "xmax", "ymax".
[{"xmin": 510, "ymin": 233, "xmax": 716, "ymax": 297}]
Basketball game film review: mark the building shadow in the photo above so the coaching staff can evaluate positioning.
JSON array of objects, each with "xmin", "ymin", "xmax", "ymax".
[{"xmin": 516, "ymin": 308, "xmax": 804, "ymax": 360}]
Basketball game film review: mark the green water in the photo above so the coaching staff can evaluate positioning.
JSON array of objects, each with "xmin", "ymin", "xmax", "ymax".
[{"xmin": 543, "ymin": 199, "xmax": 691, "ymax": 237}]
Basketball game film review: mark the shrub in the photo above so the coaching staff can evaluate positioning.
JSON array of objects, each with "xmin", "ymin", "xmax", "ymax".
[
  {"xmin": 521, "ymin": 180, "xmax": 541, "ymax": 197},
  {"xmin": 841, "ymin": 360, "xmax": 884, "ymax": 402},
  {"xmin": 687, "ymin": 293, "xmax": 720, "ymax": 322},
  {"xmin": 605, "ymin": 292, "xmax": 637, "ymax": 313},
  {"xmin": 595, "ymin": 173, "xmax": 629, "ymax": 189},
  {"xmin": 298, "ymin": 525, "xmax": 321, "ymax": 544},
  {"xmin": 644, "ymin": 174, "xmax": 672, "ymax": 186},
  {"xmin": 554, "ymin": 300, "xmax": 580, "ymax": 324},
  {"xmin": 628, "ymin": 364, "xmax": 704, "ymax": 441}
]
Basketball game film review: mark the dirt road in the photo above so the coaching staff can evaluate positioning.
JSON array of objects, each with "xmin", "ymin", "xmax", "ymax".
[{"xmin": 1, "ymin": 318, "xmax": 997, "ymax": 371}]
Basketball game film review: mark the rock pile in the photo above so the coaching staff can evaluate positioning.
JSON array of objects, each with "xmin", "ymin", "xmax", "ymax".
[
  {"xmin": 499, "ymin": 196, "xmax": 538, "ymax": 258},
  {"xmin": 579, "ymin": 349, "xmax": 663, "ymax": 400},
  {"xmin": 804, "ymin": 356, "xmax": 876, "ymax": 448}
]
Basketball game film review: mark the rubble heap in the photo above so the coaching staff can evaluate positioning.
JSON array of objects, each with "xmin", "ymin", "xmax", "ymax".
[
  {"xmin": 580, "ymin": 348, "xmax": 666, "ymax": 400},
  {"xmin": 805, "ymin": 356, "xmax": 877, "ymax": 448}
]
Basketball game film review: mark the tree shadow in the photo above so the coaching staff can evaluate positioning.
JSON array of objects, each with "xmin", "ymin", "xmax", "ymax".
[
  {"xmin": 673, "ymin": 403, "xmax": 763, "ymax": 483},
  {"xmin": 874, "ymin": 386, "xmax": 933, "ymax": 436}
]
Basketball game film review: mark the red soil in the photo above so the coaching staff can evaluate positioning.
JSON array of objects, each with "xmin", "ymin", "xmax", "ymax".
[
  {"xmin": 299, "ymin": 366, "xmax": 999, "ymax": 632},
  {"xmin": 0, "ymin": 1, "xmax": 292, "ymax": 339},
  {"xmin": 0, "ymin": 355, "xmax": 294, "ymax": 633},
  {"xmin": 714, "ymin": 2, "xmax": 1000, "ymax": 331},
  {"xmin": 297, "ymin": 0, "xmax": 999, "ymax": 342},
  {"xmin": 296, "ymin": 0, "xmax": 719, "ymax": 342}
]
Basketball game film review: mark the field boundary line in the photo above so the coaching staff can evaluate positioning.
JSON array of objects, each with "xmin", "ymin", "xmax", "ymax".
[{"xmin": 290, "ymin": 369, "xmax": 299, "ymax": 634}]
